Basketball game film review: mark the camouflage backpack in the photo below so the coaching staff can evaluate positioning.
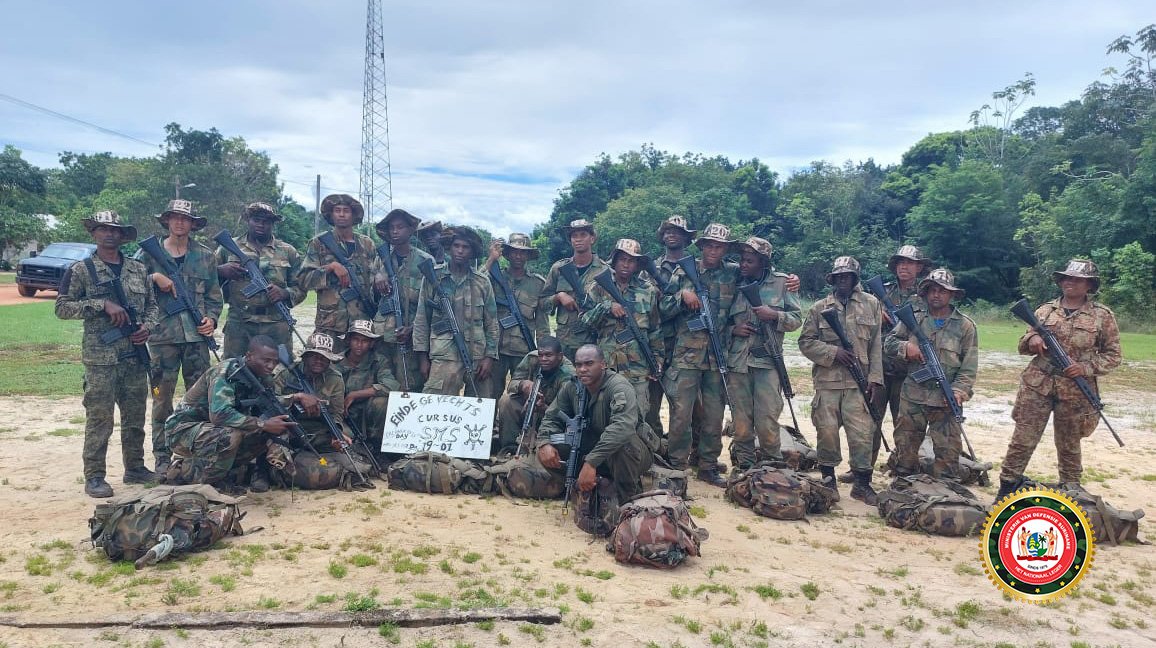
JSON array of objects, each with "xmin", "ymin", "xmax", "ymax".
[
  {"xmin": 572, "ymin": 478, "xmax": 619, "ymax": 537},
  {"xmin": 607, "ymin": 490, "xmax": 709, "ymax": 569},
  {"xmin": 877, "ymin": 474, "xmax": 988, "ymax": 537},
  {"xmin": 386, "ymin": 452, "xmax": 492, "ymax": 494},
  {"xmin": 89, "ymin": 484, "xmax": 246, "ymax": 568},
  {"xmin": 486, "ymin": 456, "xmax": 564, "ymax": 499},
  {"xmin": 287, "ymin": 451, "xmax": 377, "ymax": 491},
  {"xmin": 1055, "ymin": 485, "xmax": 1145, "ymax": 547},
  {"xmin": 726, "ymin": 464, "xmax": 838, "ymax": 520}
]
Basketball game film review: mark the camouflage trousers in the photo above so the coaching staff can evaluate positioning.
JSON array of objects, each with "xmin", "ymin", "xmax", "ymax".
[
  {"xmin": 148, "ymin": 342, "xmax": 211, "ymax": 465},
  {"xmin": 379, "ymin": 342, "xmax": 421, "ymax": 393},
  {"xmin": 423, "ymin": 358, "xmax": 493, "ymax": 398},
  {"xmin": 167, "ymin": 421, "xmax": 269, "ymax": 486},
  {"xmin": 496, "ymin": 391, "xmax": 537, "ymax": 452},
  {"xmin": 1001, "ymin": 385, "xmax": 1098, "ymax": 484},
  {"xmin": 727, "ymin": 368, "xmax": 785, "ymax": 470},
  {"xmin": 548, "ymin": 434, "xmax": 654, "ymax": 502},
  {"xmin": 811, "ymin": 387, "xmax": 875, "ymax": 472},
  {"xmin": 347, "ymin": 395, "xmax": 389, "ymax": 451},
  {"xmin": 222, "ymin": 318, "xmax": 294, "ymax": 360},
  {"xmin": 869, "ymin": 371, "xmax": 907, "ymax": 465},
  {"xmin": 892, "ymin": 400, "xmax": 961, "ymax": 479},
  {"xmin": 82, "ymin": 362, "xmax": 148, "ymax": 479},
  {"xmin": 664, "ymin": 366, "xmax": 725, "ymax": 470},
  {"xmin": 488, "ymin": 354, "xmax": 522, "ymax": 401}
]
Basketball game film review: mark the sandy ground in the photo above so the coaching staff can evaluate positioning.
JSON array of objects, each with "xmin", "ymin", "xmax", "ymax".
[
  {"xmin": 0, "ymin": 325, "xmax": 1154, "ymax": 647},
  {"xmin": 0, "ymin": 282, "xmax": 57, "ymax": 306}
]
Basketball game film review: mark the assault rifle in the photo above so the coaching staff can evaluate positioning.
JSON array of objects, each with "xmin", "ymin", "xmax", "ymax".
[
  {"xmin": 92, "ymin": 258, "xmax": 151, "ymax": 366},
  {"xmin": 555, "ymin": 377, "xmax": 589, "ymax": 516},
  {"xmin": 738, "ymin": 278, "xmax": 800, "ymax": 433},
  {"xmin": 557, "ymin": 261, "xmax": 592, "ymax": 311},
  {"xmin": 342, "ymin": 416, "xmax": 384, "ymax": 477},
  {"xmin": 276, "ymin": 344, "xmax": 371, "ymax": 484},
  {"xmin": 418, "ymin": 258, "xmax": 479, "ymax": 397},
  {"xmin": 228, "ymin": 359, "xmax": 319, "ymax": 458},
  {"xmin": 674, "ymin": 256, "xmax": 732, "ymax": 409},
  {"xmin": 318, "ymin": 231, "xmax": 377, "ymax": 316},
  {"xmin": 592, "ymin": 269, "xmax": 673, "ymax": 398},
  {"xmin": 213, "ymin": 230, "xmax": 305, "ymax": 346},
  {"xmin": 489, "ymin": 264, "xmax": 537, "ymax": 352},
  {"xmin": 641, "ymin": 256, "xmax": 671, "ymax": 294},
  {"xmin": 862, "ymin": 275, "xmax": 900, "ymax": 330},
  {"xmin": 515, "ymin": 369, "xmax": 543, "ymax": 458},
  {"xmin": 819, "ymin": 307, "xmax": 890, "ymax": 451},
  {"xmin": 375, "ymin": 241, "xmax": 411, "ymax": 391},
  {"xmin": 138, "ymin": 235, "xmax": 220, "ymax": 361},
  {"xmin": 1010, "ymin": 299, "xmax": 1124, "ymax": 447}
]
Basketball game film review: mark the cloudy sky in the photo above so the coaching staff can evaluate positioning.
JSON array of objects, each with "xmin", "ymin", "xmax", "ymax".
[{"xmin": 1, "ymin": 1, "xmax": 1150, "ymax": 236}]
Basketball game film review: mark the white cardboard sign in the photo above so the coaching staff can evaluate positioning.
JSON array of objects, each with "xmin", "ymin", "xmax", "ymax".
[{"xmin": 380, "ymin": 392, "xmax": 497, "ymax": 459}]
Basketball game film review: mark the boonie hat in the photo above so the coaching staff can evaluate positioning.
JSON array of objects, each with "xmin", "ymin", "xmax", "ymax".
[
  {"xmin": 320, "ymin": 194, "xmax": 365, "ymax": 225},
  {"xmin": 242, "ymin": 202, "xmax": 282, "ymax": 221},
  {"xmin": 1053, "ymin": 259, "xmax": 1100, "ymax": 293},
  {"xmin": 440, "ymin": 225, "xmax": 485, "ymax": 258},
  {"xmin": 562, "ymin": 219, "xmax": 596, "ymax": 236},
  {"xmin": 825, "ymin": 256, "xmax": 861, "ymax": 284},
  {"xmin": 919, "ymin": 268, "xmax": 965, "ymax": 298},
  {"xmin": 82, "ymin": 210, "xmax": 138, "ymax": 241},
  {"xmin": 609, "ymin": 238, "xmax": 648, "ymax": 264},
  {"xmin": 695, "ymin": 223, "xmax": 735, "ymax": 248},
  {"xmin": 343, "ymin": 320, "xmax": 382, "ymax": 340},
  {"xmin": 733, "ymin": 236, "xmax": 773, "ymax": 262},
  {"xmin": 502, "ymin": 233, "xmax": 540, "ymax": 260},
  {"xmin": 157, "ymin": 199, "xmax": 207, "ymax": 231},
  {"xmin": 377, "ymin": 208, "xmax": 421, "ymax": 234},
  {"xmin": 302, "ymin": 332, "xmax": 344, "ymax": 362},
  {"xmin": 888, "ymin": 245, "xmax": 932, "ymax": 274},
  {"xmin": 657, "ymin": 215, "xmax": 696, "ymax": 241}
]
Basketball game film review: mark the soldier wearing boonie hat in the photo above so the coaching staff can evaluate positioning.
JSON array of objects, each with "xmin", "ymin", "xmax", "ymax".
[
  {"xmin": 57, "ymin": 210, "xmax": 160, "ymax": 498},
  {"xmin": 372, "ymin": 209, "xmax": 433, "ymax": 393},
  {"xmin": 798, "ymin": 255, "xmax": 884, "ymax": 505},
  {"xmin": 725, "ymin": 236, "xmax": 803, "ymax": 471},
  {"xmin": 338, "ymin": 320, "xmax": 400, "ymax": 455},
  {"xmin": 884, "ymin": 267, "xmax": 977, "ymax": 482},
  {"xmin": 544, "ymin": 219, "xmax": 609, "ymax": 360},
  {"xmin": 274, "ymin": 332, "xmax": 350, "ymax": 448},
  {"xmin": 484, "ymin": 233, "xmax": 549, "ymax": 400},
  {"xmin": 416, "ymin": 220, "xmax": 445, "ymax": 263},
  {"xmin": 156, "ymin": 199, "xmax": 208, "ymax": 231},
  {"xmin": 647, "ymin": 215, "xmax": 697, "ymax": 438},
  {"xmin": 996, "ymin": 258, "xmax": 1121, "ymax": 501}
]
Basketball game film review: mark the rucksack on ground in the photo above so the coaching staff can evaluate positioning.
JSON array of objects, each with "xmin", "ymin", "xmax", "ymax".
[
  {"xmin": 487, "ymin": 456, "xmax": 564, "ymax": 499},
  {"xmin": 607, "ymin": 489, "xmax": 709, "ymax": 569},
  {"xmin": 877, "ymin": 474, "xmax": 988, "ymax": 537},
  {"xmin": 1056, "ymin": 484, "xmax": 1146, "ymax": 546},
  {"xmin": 89, "ymin": 484, "xmax": 246, "ymax": 568},
  {"xmin": 726, "ymin": 463, "xmax": 838, "ymax": 520},
  {"xmin": 386, "ymin": 451, "xmax": 493, "ymax": 494}
]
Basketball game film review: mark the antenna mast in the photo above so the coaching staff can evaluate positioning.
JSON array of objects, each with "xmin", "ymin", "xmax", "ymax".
[{"xmin": 360, "ymin": 0, "xmax": 393, "ymax": 227}]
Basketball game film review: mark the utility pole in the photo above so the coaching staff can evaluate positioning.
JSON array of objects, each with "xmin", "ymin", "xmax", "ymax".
[
  {"xmin": 313, "ymin": 174, "xmax": 321, "ymax": 235},
  {"xmin": 360, "ymin": 0, "xmax": 394, "ymax": 231}
]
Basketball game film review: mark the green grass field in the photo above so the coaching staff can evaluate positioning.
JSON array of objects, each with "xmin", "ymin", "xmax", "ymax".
[{"xmin": 0, "ymin": 272, "xmax": 15, "ymax": 285}]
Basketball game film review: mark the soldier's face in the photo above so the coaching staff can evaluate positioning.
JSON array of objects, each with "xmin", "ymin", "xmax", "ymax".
[
  {"xmin": 924, "ymin": 285, "xmax": 953, "ymax": 310},
  {"xmin": 304, "ymin": 352, "xmax": 330, "ymax": 376},
  {"xmin": 612, "ymin": 255, "xmax": 638, "ymax": 282},
  {"xmin": 450, "ymin": 239, "xmax": 473, "ymax": 265},
  {"xmin": 538, "ymin": 348, "xmax": 562, "ymax": 372},
  {"xmin": 569, "ymin": 231, "xmax": 595, "ymax": 254},
  {"xmin": 330, "ymin": 204, "xmax": 355, "ymax": 228},
  {"xmin": 832, "ymin": 273, "xmax": 857, "ymax": 298},
  {"xmin": 246, "ymin": 346, "xmax": 280, "ymax": 377},
  {"xmin": 1058, "ymin": 276, "xmax": 1092, "ymax": 299},
  {"xmin": 420, "ymin": 232, "xmax": 442, "ymax": 252},
  {"xmin": 347, "ymin": 334, "xmax": 374, "ymax": 358},
  {"xmin": 895, "ymin": 259, "xmax": 921, "ymax": 283},
  {"xmin": 699, "ymin": 240, "xmax": 727, "ymax": 268},
  {"xmin": 91, "ymin": 225, "xmax": 125, "ymax": 250},
  {"xmin": 739, "ymin": 251, "xmax": 766, "ymax": 280},
  {"xmin": 663, "ymin": 229, "xmax": 689, "ymax": 250},
  {"xmin": 387, "ymin": 220, "xmax": 414, "ymax": 246},
  {"xmin": 164, "ymin": 213, "xmax": 194, "ymax": 236},
  {"xmin": 506, "ymin": 248, "xmax": 529, "ymax": 269},
  {"xmin": 574, "ymin": 348, "xmax": 606, "ymax": 387},
  {"xmin": 247, "ymin": 215, "xmax": 275, "ymax": 239}
]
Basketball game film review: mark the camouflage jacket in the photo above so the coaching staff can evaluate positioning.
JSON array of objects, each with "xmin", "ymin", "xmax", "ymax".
[
  {"xmin": 884, "ymin": 307, "xmax": 978, "ymax": 407},
  {"xmin": 1017, "ymin": 299, "xmax": 1122, "ymax": 397},
  {"xmin": 660, "ymin": 260, "xmax": 738, "ymax": 370},
  {"xmin": 581, "ymin": 274, "xmax": 663, "ymax": 380},
  {"xmin": 141, "ymin": 237, "xmax": 224, "ymax": 345},
  {"xmin": 491, "ymin": 268, "xmax": 550, "ymax": 358},
  {"xmin": 536, "ymin": 370, "xmax": 652, "ymax": 469},
  {"xmin": 273, "ymin": 362, "xmax": 347, "ymax": 441},
  {"xmin": 413, "ymin": 265, "xmax": 499, "ymax": 362},
  {"xmin": 543, "ymin": 255, "xmax": 610, "ymax": 349},
  {"xmin": 798, "ymin": 287, "xmax": 884, "ymax": 389},
  {"xmin": 215, "ymin": 235, "xmax": 307, "ymax": 324},
  {"xmin": 506, "ymin": 350, "xmax": 576, "ymax": 403},
  {"xmin": 337, "ymin": 352, "xmax": 400, "ymax": 398},
  {"xmin": 725, "ymin": 271, "xmax": 802, "ymax": 373},
  {"xmin": 55, "ymin": 253, "xmax": 160, "ymax": 366},
  {"xmin": 164, "ymin": 358, "xmax": 267, "ymax": 436},
  {"xmin": 299, "ymin": 232, "xmax": 384, "ymax": 332},
  {"xmin": 651, "ymin": 255, "xmax": 684, "ymax": 362},
  {"xmin": 882, "ymin": 281, "xmax": 925, "ymax": 376},
  {"xmin": 373, "ymin": 245, "xmax": 433, "ymax": 344}
]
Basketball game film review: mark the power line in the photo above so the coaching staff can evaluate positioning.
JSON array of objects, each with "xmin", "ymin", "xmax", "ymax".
[{"xmin": 0, "ymin": 92, "xmax": 160, "ymax": 148}]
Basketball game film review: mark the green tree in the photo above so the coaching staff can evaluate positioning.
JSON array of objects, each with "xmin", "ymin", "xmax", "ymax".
[{"xmin": 1101, "ymin": 241, "xmax": 1155, "ymax": 319}]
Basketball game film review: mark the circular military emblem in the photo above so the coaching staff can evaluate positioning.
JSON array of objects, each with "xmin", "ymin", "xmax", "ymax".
[{"xmin": 980, "ymin": 487, "xmax": 1094, "ymax": 603}]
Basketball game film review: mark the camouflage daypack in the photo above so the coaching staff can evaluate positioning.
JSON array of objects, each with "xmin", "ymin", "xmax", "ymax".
[
  {"xmin": 725, "ymin": 422, "xmax": 818, "ymax": 472},
  {"xmin": 1056, "ymin": 485, "xmax": 1146, "ymax": 547},
  {"xmin": 572, "ymin": 478, "xmax": 619, "ymax": 536},
  {"xmin": 608, "ymin": 489, "xmax": 709, "ymax": 569},
  {"xmin": 726, "ymin": 464, "xmax": 838, "ymax": 520},
  {"xmin": 288, "ymin": 451, "xmax": 375, "ymax": 491},
  {"xmin": 90, "ymin": 484, "xmax": 246, "ymax": 568},
  {"xmin": 877, "ymin": 474, "xmax": 988, "ymax": 537},
  {"xmin": 486, "ymin": 456, "xmax": 564, "ymax": 499},
  {"xmin": 386, "ymin": 452, "xmax": 491, "ymax": 494}
]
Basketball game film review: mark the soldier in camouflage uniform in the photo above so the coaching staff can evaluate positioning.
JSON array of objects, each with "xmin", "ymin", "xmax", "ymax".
[
  {"xmin": 496, "ymin": 336, "xmax": 575, "ymax": 453},
  {"xmin": 996, "ymin": 260, "xmax": 1122, "ymax": 500},
  {"xmin": 884, "ymin": 269, "xmax": 977, "ymax": 480},
  {"xmin": 56, "ymin": 211, "xmax": 160, "ymax": 498},
  {"xmin": 273, "ymin": 332, "xmax": 352, "ymax": 451},
  {"xmin": 645, "ymin": 216, "xmax": 697, "ymax": 437},
  {"xmin": 660, "ymin": 223, "xmax": 738, "ymax": 487},
  {"xmin": 338, "ymin": 320, "xmax": 400, "ymax": 455},
  {"xmin": 374, "ymin": 208, "xmax": 433, "ymax": 392},
  {"xmin": 298, "ymin": 194, "xmax": 385, "ymax": 341},
  {"xmin": 141, "ymin": 200, "xmax": 224, "ymax": 476},
  {"xmin": 536, "ymin": 345, "xmax": 659, "ymax": 503},
  {"xmin": 581, "ymin": 238, "xmax": 663, "ymax": 417},
  {"xmin": 483, "ymin": 233, "xmax": 551, "ymax": 400},
  {"xmin": 725, "ymin": 236, "xmax": 803, "ymax": 470},
  {"xmin": 543, "ymin": 219, "xmax": 609, "ymax": 360},
  {"xmin": 164, "ymin": 335, "xmax": 298, "ymax": 494},
  {"xmin": 215, "ymin": 202, "xmax": 307, "ymax": 358},
  {"xmin": 798, "ymin": 256, "xmax": 884, "ymax": 504},
  {"xmin": 412, "ymin": 226, "xmax": 499, "ymax": 397},
  {"xmin": 416, "ymin": 219, "xmax": 445, "ymax": 264}
]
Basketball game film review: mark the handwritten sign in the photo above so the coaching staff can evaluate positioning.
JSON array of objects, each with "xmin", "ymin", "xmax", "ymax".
[{"xmin": 381, "ymin": 392, "xmax": 497, "ymax": 459}]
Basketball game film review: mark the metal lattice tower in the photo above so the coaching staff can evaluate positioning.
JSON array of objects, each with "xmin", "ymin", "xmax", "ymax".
[{"xmin": 359, "ymin": 0, "xmax": 393, "ymax": 225}]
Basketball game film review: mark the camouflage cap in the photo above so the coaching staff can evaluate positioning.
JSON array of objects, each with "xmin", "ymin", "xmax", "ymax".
[
  {"xmin": 440, "ymin": 225, "xmax": 485, "ymax": 258},
  {"xmin": 377, "ymin": 208, "xmax": 420, "ymax": 234},
  {"xmin": 502, "ymin": 233, "xmax": 540, "ymax": 259},
  {"xmin": 416, "ymin": 219, "xmax": 443, "ymax": 237},
  {"xmin": 919, "ymin": 268, "xmax": 965, "ymax": 298},
  {"xmin": 609, "ymin": 238, "xmax": 648, "ymax": 264},
  {"xmin": 342, "ymin": 319, "xmax": 382, "ymax": 340},
  {"xmin": 302, "ymin": 332, "xmax": 344, "ymax": 362},
  {"xmin": 888, "ymin": 245, "xmax": 932, "ymax": 273},
  {"xmin": 824, "ymin": 255, "xmax": 861, "ymax": 284},
  {"xmin": 562, "ymin": 219, "xmax": 596, "ymax": 236},
  {"xmin": 157, "ymin": 199, "xmax": 208, "ymax": 231},
  {"xmin": 1053, "ymin": 259, "xmax": 1100, "ymax": 293},
  {"xmin": 656, "ymin": 215, "xmax": 696, "ymax": 241},
  {"xmin": 694, "ymin": 223, "xmax": 735, "ymax": 248},
  {"xmin": 82, "ymin": 210, "xmax": 138, "ymax": 241},
  {"xmin": 320, "ymin": 194, "xmax": 365, "ymax": 225},
  {"xmin": 733, "ymin": 236, "xmax": 773, "ymax": 262},
  {"xmin": 242, "ymin": 202, "xmax": 282, "ymax": 221}
]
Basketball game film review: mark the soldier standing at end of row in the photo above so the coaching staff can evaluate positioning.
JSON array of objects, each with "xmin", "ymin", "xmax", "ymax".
[
  {"xmin": 374, "ymin": 208, "xmax": 432, "ymax": 392},
  {"xmin": 544, "ymin": 219, "xmax": 609, "ymax": 361},
  {"xmin": 496, "ymin": 335, "xmax": 574, "ymax": 454},
  {"xmin": 56, "ymin": 211, "xmax": 160, "ymax": 498},
  {"xmin": 484, "ymin": 233, "xmax": 550, "ymax": 400}
]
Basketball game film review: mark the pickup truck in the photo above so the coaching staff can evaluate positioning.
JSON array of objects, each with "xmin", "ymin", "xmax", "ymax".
[{"xmin": 16, "ymin": 242, "xmax": 97, "ymax": 297}]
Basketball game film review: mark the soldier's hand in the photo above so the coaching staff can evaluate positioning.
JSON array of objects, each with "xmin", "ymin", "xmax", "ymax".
[
  {"xmin": 732, "ymin": 322, "xmax": 755, "ymax": 337},
  {"xmin": 297, "ymin": 393, "xmax": 321, "ymax": 417},
  {"xmin": 196, "ymin": 317, "xmax": 216, "ymax": 336},
  {"xmin": 374, "ymin": 276, "xmax": 388, "ymax": 294},
  {"xmin": 103, "ymin": 300, "xmax": 129, "ymax": 327},
  {"xmin": 1062, "ymin": 364, "xmax": 1085, "ymax": 379},
  {"xmin": 262, "ymin": 415, "xmax": 298, "ymax": 435},
  {"xmin": 266, "ymin": 284, "xmax": 288, "ymax": 303},
  {"xmin": 834, "ymin": 348, "xmax": 856, "ymax": 367},
  {"xmin": 866, "ymin": 382, "xmax": 882, "ymax": 402},
  {"xmin": 420, "ymin": 357, "xmax": 431, "ymax": 380},
  {"xmin": 218, "ymin": 262, "xmax": 245, "ymax": 281},
  {"xmin": 610, "ymin": 303, "xmax": 627, "ymax": 319},
  {"xmin": 681, "ymin": 289, "xmax": 701, "ymax": 311},
  {"xmin": 577, "ymin": 462, "xmax": 598, "ymax": 492},
  {"xmin": 519, "ymin": 380, "xmax": 534, "ymax": 399},
  {"xmin": 152, "ymin": 273, "xmax": 176, "ymax": 295},
  {"xmin": 904, "ymin": 341, "xmax": 924, "ymax": 363},
  {"xmin": 1027, "ymin": 334, "xmax": 1047, "ymax": 355},
  {"xmin": 130, "ymin": 326, "xmax": 150, "ymax": 345},
  {"xmin": 328, "ymin": 262, "xmax": 351, "ymax": 288},
  {"xmin": 952, "ymin": 390, "xmax": 968, "ymax": 406},
  {"xmin": 398, "ymin": 325, "xmax": 413, "ymax": 345},
  {"xmin": 785, "ymin": 273, "xmax": 801, "ymax": 293},
  {"xmin": 752, "ymin": 305, "xmax": 779, "ymax": 322},
  {"xmin": 882, "ymin": 311, "xmax": 894, "ymax": 326},
  {"xmin": 556, "ymin": 292, "xmax": 577, "ymax": 312},
  {"xmin": 476, "ymin": 357, "xmax": 493, "ymax": 381},
  {"xmin": 488, "ymin": 240, "xmax": 504, "ymax": 263},
  {"xmin": 537, "ymin": 443, "xmax": 562, "ymax": 470}
]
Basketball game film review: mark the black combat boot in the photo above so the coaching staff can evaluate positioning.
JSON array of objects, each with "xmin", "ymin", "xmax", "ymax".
[
  {"xmin": 850, "ymin": 470, "xmax": 878, "ymax": 506},
  {"xmin": 85, "ymin": 476, "xmax": 114, "ymax": 498},
  {"xmin": 837, "ymin": 470, "xmax": 855, "ymax": 484},
  {"xmin": 696, "ymin": 468, "xmax": 727, "ymax": 488},
  {"xmin": 994, "ymin": 479, "xmax": 1021, "ymax": 504},
  {"xmin": 249, "ymin": 466, "xmax": 271, "ymax": 493},
  {"xmin": 123, "ymin": 466, "xmax": 157, "ymax": 485},
  {"xmin": 820, "ymin": 465, "xmax": 838, "ymax": 491}
]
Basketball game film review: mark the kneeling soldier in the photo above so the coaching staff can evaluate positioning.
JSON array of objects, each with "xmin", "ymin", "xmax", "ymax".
[
  {"xmin": 338, "ymin": 320, "xmax": 400, "ymax": 455},
  {"xmin": 496, "ymin": 336, "xmax": 574, "ymax": 454}
]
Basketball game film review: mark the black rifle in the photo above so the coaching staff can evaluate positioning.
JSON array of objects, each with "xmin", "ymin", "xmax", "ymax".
[
  {"xmin": 674, "ymin": 256, "xmax": 732, "ymax": 409},
  {"xmin": 93, "ymin": 259, "xmax": 151, "ymax": 366},
  {"xmin": 228, "ymin": 359, "xmax": 320, "ymax": 457},
  {"xmin": 862, "ymin": 275, "xmax": 900, "ymax": 330},
  {"xmin": 138, "ymin": 235, "xmax": 220, "ymax": 361},
  {"xmin": 489, "ymin": 263, "xmax": 537, "ymax": 352},
  {"xmin": 318, "ymin": 231, "xmax": 378, "ymax": 316},
  {"xmin": 375, "ymin": 241, "xmax": 411, "ymax": 391},
  {"xmin": 555, "ymin": 377, "xmax": 589, "ymax": 515},
  {"xmin": 557, "ymin": 261, "xmax": 593, "ymax": 311},
  {"xmin": 592, "ymin": 269, "xmax": 673, "ymax": 398},
  {"xmin": 641, "ymin": 255, "xmax": 671, "ymax": 294},
  {"xmin": 515, "ymin": 369, "xmax": 543, "ymax": 458},
  {"xmin": 342, "ymin": 416, "xmax": 384, "ymax": 477},
  {"xmin": 738, "ymin": 278, "xmax": 800, "ymax": 433},
  {"xmin": 418, "ymin": 258, "xmax": 480, "ymax": 397},
  {"xmin": 213, "ymin": 230, "xmax": 305, "ymax": 347},
  {"xmin": 819, "ymin": 307, "xmax": 890, "ymax": 451},
  {"xmin": 276, "ymin": 344, "xmax": 371, "ymax": 484},
  {"xmin": 1010, "ymin": 299, "xmax": 1124, "ymax": 447}
]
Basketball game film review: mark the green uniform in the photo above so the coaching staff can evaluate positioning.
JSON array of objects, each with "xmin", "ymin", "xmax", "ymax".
[
  {"xmin": 298, "ymin": 232, "xmax": 383, "ymax": 339},
  {"xmin": 215, "ymin": 235, "xmax": 307, "ymax": 358},
  {"xmin": 797, "ymin": 287, "xmax": 883, "ymax": 472},
  {"xmin": 412, "ymin": 264, "xmax": 499, "ymax": 396},
  {"xmin": 496, "ymin": 351, "xmax": 576, "ymax": 451},
  {"xmin": 56, "ymin": 255, "xmax": 160, "ymax": 480},
  {"xmin": 645, "ymin": 256, "xmax": 682, "ymax": 437},
  {"xmin": 489, "ymin": 267, "xmax": 550, "ymax": 400},
  {"xmin": 337, "ymin": 351, "xmax": 400, "ymax": 450},
  {"xmin": 725, "ymin": 271, "xmax": 802, "ymax": 469},
  {"xmin": 543, "ymin": 256, "xmax": 610, "ymax": 360},
  {"xmin": 273, "ymin": 362, "xmax": 348, "ymax": 449},
  {"xmin": 884, "ymin": 307, "xmax": 978, "ymax": 478},
  {"xmin": 873, "ymin": 282, "xmax": 927, "ymax": 463},
  {"xmin": 373, "ymin": 245, "xmax": 432, "ymax": 392},
  {"xmin": 581, "ymin": 274, "xmax": 663, "ymax": 417}
]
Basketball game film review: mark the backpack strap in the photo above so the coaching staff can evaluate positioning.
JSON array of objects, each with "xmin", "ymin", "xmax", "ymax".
[{"xmin": 1092, "ymin": 495, "xmax": 1119, "ymax": 547}]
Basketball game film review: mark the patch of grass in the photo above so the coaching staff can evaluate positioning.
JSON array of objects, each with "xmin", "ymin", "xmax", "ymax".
[
  {"xmin": 209, "ymin": 575, "xmax": 236, "ymax": 592},
  {"xmin": 378, "ymin": 621, "xmax": 401, "ymax": 644},
  {"xmin": 572, "ymin": 616, "xmax": 594, "ymax": 632},
  {"xmin": 40, "ymin": 539, "xmax": 71, "ymax": 551},
  {"xmin": 344, "ymin": 591, "xmax": 381, "ymax": 612},
  {"xmin": 314, "ymin": 593, "xmax": 337, "ymax": 604},
  {"xmin": 438, "ymin": 559, "xmax": 455, "ymax": 574},
  {"xmin": 670, "ymin": 584, "xmax": 689, "ymax": 600},
  {"xmin": 47, "ymin": 428, "xmax": 82, "ymax": 437},
  {"xmin": 877, "ymin": 565, "xmax": 909, "ymax": 579},
  {"xmin": 953, "ymin": 600, "xmax": 981, "ymax": 628},
  {"xmin": 24, "ymin": 554, "xmax": 52, "ymax": 576},
  {"xmin": 328, "ymin": 561, "xmax": 348, "ymax": 579},
  {"xmin": 392, "ymin": 556, "xmax": 429, "ymax": 574},
  {"xmin": 412, "ymin": 545, "xmax": 441, "ymax": 559},
  {"xmin": 673, "ymin": 615, "xmax": 702, "ymax": 634},
  {"xmin": 462, "ymin": 552, "xmax": 482, "ymax": 564},
  {"xmin": 751, "ymin": 584, "xmax": 783, "ymax": 600},
  {"xmin": 575, "ymin": 587, "xmax": 595, "ymax": 604},
  {"xmin": 0, "ymin": 303, "xmax": 85, "ymax": 397},
  {"xmin": 519, "ymin": 623, "xmax": 546, "ymax": 642},
  {"xmin": 348, "ymin": 553, "xmax": 378, "ymax": 567},
  {"xmin": 476, "ymin": 620, "xmax": 495, "ymax": 631},
  {"xmin": 256, "ymin": 596, "xmax": 280, "ymax": 609},
  {"xmin": 901, "ymin": 615, "xmax": 925, "ymax": 632},
  {"xmin": 953, "ymin": 563, "xmax": 981, "ymax": 576},
  {"xmin": 800, "ymin": 581, "xmax": 820, "ymax": 600},
  {"xmin": 688, "ymin": 505, "xmax": 708, "ymax": 518}
]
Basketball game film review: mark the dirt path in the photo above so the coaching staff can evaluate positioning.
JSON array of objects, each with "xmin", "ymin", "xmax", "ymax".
[{"xmin": 0, "ymin": 282, "xmax": 56, "ymax": 306}]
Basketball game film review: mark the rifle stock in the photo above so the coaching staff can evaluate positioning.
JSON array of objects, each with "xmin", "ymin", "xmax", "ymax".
[
  {"xmin": 318, "ymin": 231, "xmax": 377, "ymax": 315},
  {"xmin": 489, "ymin": 263, "xmax": 537, "ymax": 352},
  {"xmin": 863, "ymin": 275, "xmax": 899, "ymax": 328}
]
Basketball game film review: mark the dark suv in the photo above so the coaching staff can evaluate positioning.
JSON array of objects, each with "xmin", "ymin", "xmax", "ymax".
[{"xmin": 16, "ymin": 242, "xmax": 97, "ymax": 297}]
